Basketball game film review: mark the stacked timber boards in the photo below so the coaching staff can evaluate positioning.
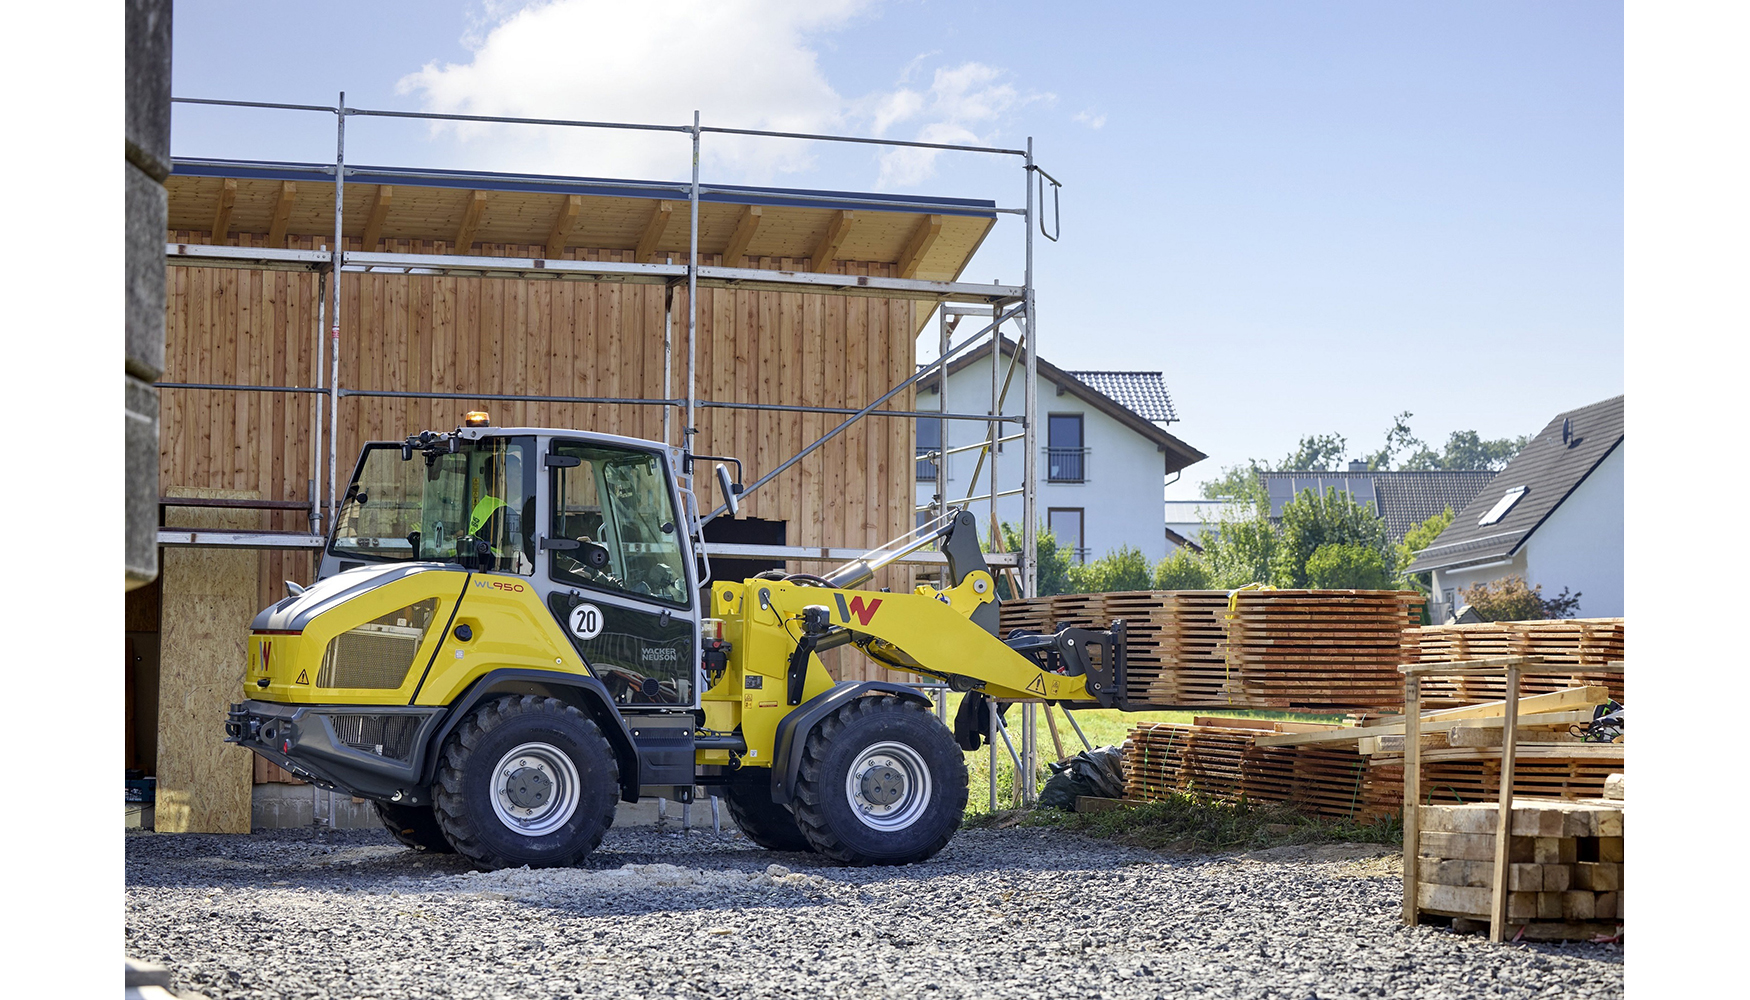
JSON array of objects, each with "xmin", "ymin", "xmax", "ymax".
[
  {"xmin": 1123, "ymin": 720, "xmax": 1402, "ymax": 824},
  {"xmin": 1410, "ymin": 619, "xmax": 1625, "ymax": 706},
  {"xmin": 1121, "ymin": 719, "xmax": 1621, "ymax": 822},
  {"xmin": 1416, "ymin": 800, "xmax": 1623, "ymax": 939},
  {"xmin": 999, "ymin": 590, "xmax": 1422, "ymax": 712}
]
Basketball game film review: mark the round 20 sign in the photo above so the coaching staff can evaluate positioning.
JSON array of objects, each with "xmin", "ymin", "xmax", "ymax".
[{"xmin": 568, "ymin": 603, "xmax": 605, "ymax": 640}]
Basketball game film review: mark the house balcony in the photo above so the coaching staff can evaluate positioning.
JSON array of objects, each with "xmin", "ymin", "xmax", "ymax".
[{"xmin": 1046, "ymin": 447, "xmax": 1089, "ymax": 484}]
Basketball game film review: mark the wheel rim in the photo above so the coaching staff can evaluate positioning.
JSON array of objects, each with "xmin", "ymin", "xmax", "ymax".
[
  {"xmin": 844, "ymin": 741, "xmax": 932, "ymax": 831},
  {"xmin": 490, "ymin": 742, "xmax": 581, "ymax": 837}
]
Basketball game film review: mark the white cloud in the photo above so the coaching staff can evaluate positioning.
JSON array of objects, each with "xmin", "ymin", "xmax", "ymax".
[
  {"xmin": 869, "ymin": 62, "xmax": 1051, "ymax": 189},
  {"xmin": 397, "ymin": 0, "xmax": 1046, "ymax": 189},
  {"xmin": 1073, "ymin": 109, "xmax": 1107, "ymax": 129}
]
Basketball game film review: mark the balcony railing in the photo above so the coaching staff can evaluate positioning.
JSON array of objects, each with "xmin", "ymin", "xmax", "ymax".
[{"xmin": 1046, "ymin": 446, "xmax": 1088, "ymax": 483}]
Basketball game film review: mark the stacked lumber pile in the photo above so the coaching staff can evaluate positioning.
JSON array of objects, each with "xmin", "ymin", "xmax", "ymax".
[
  {"xmin": 1112, "ymin": 685, "xmax": 1623, "ymax": 818},
  {"xmin": 1415, "ymin": 795, "xmax": 1624, "ymax": 940},
  {"xmin": 1355, "ymin": 685, "xmax": 1624, "ymax": 805},
  {"xmin": 1220, "ymin": 591, "xmax": 1423, "ymax": 711},
  {"xmin": 1409, "ymin": 619, "xmax": 1625, "ymax": 706},
  {"xmin": 1122, "ymin": 718, "xmax": 1401, "ymax": 823},
  {"xmin": 999, "ymin": 589, "xmax": 1422, "ymax": 712}
]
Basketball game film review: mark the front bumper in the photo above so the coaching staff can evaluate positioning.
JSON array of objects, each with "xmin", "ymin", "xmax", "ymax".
[{"xmin": 226, "ymin": 700, "xmax": 448, "ymax": 805}]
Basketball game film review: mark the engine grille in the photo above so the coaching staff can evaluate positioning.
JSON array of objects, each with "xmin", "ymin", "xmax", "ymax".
[
  {"xmin": 329, "ymin": 714, "xmax": 421, "ymax": 761},
  {"xmin": 316, "ymin": 625, "xmax": 423, "ymax": 689}
]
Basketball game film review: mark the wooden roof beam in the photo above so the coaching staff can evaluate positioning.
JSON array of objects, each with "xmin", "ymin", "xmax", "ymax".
[
  {"xmin": 719, "ymin": 205, "xmax": 763, "ymax": 265},
  {"xmin": 267, "ymin": 181, "xmax": 297, "ymax": 247},
  {"xmin": 451, "ymin": 190, "xmax": 487, "ymax": 255},
  {"xmin": 635, "ymin": 201, "xmax": 674, "ymax": 263},
  {"xmin": 545, "ymin": 194, "xmax": 583, "ymax": 259},
  {"xmin": 897, "ymin": 214, "xmax": 943, "ymax": 279},
  {"xmin": 811, "ymin": 210, "xmax": 856, "ymax": 273},
  {"xmin": 210, "ymin": 178, "xmax": 237, "ymax": 243},
  {"xmin": 361, "ymin": 185, "xmax": 392, "ymax": 251}
]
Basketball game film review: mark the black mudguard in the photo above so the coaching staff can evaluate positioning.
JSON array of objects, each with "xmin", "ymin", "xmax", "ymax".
[
  {"xmin": 420, "ymin": 668, "xmax": 643, "ymax": 802},
  {"xmin": 769, "ymin": 681, "xmax": 934, "ymax": 805}
]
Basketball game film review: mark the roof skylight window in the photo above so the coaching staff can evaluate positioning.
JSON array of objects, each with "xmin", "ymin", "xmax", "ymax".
[{"xmin": 1478, "ymin": 486, "xmax": 1529, "ymax": 526}]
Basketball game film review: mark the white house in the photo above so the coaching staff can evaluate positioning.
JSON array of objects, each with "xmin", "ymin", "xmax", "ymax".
[
  {"xmin": 1407, "ymin": 396, "xmax": 1624, "ymax": 619},
  {"xmin": 914, "ymin": 337, "xmax": 1205, "ymax": 565}
]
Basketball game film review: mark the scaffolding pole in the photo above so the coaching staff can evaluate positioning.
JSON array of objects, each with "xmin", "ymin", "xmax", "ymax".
[
  {"xmin": 1022, "ymin": 136, "xmax": 1039, "ymax": 599},
  {"xmin": 327, "ymin": 92, "xmax": 345, "ymax": 531}
]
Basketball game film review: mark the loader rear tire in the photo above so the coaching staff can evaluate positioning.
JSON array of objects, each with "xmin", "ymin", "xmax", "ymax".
[
  {"xmin": 373, "ymin": 801, "xmax": 455, "ymax": 853},
  {"xmin": 721, "ymin": 769, "xmax": 814, "ymax": 853},
  {"xmin": 791, "ymin": 695, "xmax": 968, "ymax": 866},
  {"xmin": 432, "ymin": 694, "xmax": 618, "ymax": 869}
]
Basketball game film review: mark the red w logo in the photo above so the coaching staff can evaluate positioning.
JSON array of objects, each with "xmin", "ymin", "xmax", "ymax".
[
  {"xmin": 261, "ymin": 641, "xmax": 272, "ymax": 673},
  {"xmin": 846, "ymin": 596, "xmax": 882, "ymax": 627}
]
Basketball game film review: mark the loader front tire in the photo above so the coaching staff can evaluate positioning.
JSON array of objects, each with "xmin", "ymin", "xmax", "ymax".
[
  {"xmin": 791, "ymin": 695, "xmax": 968, "ymax": 865},
  {"xmin": 432, "ymin": 695, "xmax": 618, "ymax": 869},
  {"xmin": 373, "ymin": 800, "xmax": 455, "ymax": 853},
  {"xmin": 721, "ymin": 769, "xmax": 814, "ymax": 853}
]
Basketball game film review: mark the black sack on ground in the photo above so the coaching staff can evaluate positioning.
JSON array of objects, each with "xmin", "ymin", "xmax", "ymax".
[{"xmin": 1038, "ymin": 746, "xmax": 1127, "ymax": 811}]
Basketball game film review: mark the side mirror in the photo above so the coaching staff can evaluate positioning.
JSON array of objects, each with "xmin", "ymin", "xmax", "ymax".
[{"xmin": 716, "ymin": 463, "xmax": 740, "ymax": 518}]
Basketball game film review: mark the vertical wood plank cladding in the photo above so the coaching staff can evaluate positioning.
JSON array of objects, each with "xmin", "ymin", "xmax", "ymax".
[{"xmin": 164, "ymin": 236, "xmax": 929, "ymax": 681}]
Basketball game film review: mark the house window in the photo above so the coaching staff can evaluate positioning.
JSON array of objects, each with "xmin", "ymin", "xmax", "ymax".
[
  {"xmin": 1478, "ymin": 486, "xmax": 1528, "ymax": 526},
  {"xmin": 1047, "ymin": 413, "xmax": 1086, "ymax": 483},
  {"xmin": 1049, "ymin": 507, "xmax": 1087, "ymax": 564},
  {"xmin": 915, "ymin": 417, "xmax": 941, "ymax": 482}
]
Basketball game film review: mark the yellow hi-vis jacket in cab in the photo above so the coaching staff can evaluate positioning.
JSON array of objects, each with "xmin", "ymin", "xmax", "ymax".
[{"xmin": 469, "ymin": 495, "xmax": 508, "ymax": 536}]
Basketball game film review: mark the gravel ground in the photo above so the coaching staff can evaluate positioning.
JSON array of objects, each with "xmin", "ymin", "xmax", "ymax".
[{"xmin": 126, "ymin": 824, "xmax": 1622, "ymax": 1000}]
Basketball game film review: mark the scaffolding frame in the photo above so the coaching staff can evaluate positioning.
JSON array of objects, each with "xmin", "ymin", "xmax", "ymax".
[{"xmin": 158, "ymin": 94, "xmax": 1059, "ymax": 600}]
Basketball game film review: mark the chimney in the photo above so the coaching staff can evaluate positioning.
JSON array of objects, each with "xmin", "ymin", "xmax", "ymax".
[{"xmin": 1348, "ymin": 459, "xmax": 1366, "ymax": 472}]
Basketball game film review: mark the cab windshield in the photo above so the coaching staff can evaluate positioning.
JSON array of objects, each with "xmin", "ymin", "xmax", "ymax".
[{"xmin": 329, "ymin": 436, "xmax": 536, "ymax": 574}]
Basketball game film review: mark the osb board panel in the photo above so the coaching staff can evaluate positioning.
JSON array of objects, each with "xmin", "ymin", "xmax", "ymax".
[
  {"xmin": 157, "ymin": 489, "xmax": 261, "ymax": 833},
  {"xmin": 163, "ymin": 241, "xmax": 921, "ymax": 682}
]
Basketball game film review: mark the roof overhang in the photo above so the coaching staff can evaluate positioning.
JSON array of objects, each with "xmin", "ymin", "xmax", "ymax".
[{"xmin": 165, "ymin": 158, "xmax": 997, "ymax": 289}]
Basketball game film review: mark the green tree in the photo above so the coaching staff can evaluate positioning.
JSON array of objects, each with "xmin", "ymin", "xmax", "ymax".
[
  {"xmin": 995, "ymin": 522, "xmax": 1073, "ymax": 598},
  {"xmin": 1068, "ymin": 544, "xmax": 1153, "ymax": 593},
  {"xmin": 1360, "ymin": 411, "xmax": 1424, "ymax": 471},
  {"xmin": 1279, "ymin": 433, "xmax": 1348, "ymax": 471},
  {"xmin": 1399, "ymin": 429, "xmax": 1529, "ymax": 472},
  {"xmin": 1394, "ymin": 506, "xmax": 1454, "ymax": 592},
  {"xmin": 1153, "ymin": 546, "xmax": 1217, "ymax": 590},
  {"xmin": 1198, "ymin": 501, "xmax": 1280, "ymax": 589},
  {"xmin": 1199, "ymin": 461, "xmax": 1267, "ymax": 501},
  {"xmin": 1271, "ymin": 487, "xmax": 1396, "ymax": 588},
  {"xmin": 1303, "ymin": 543, "xmax": 1392, "ymax": 590}
]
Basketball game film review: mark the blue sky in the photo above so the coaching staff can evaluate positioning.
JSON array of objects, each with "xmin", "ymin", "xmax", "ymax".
[{"xmin": 168, "ymin": 0, "xmax": 1623, "ymax": 500}]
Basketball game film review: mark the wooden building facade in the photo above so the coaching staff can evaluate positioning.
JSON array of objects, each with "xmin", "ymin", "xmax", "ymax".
[{"xmin": 130, "ymin": 159, "xmax": 1008, "ymax": 829}]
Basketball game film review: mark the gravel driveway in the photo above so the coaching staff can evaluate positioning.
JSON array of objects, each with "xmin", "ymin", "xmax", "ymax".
[{"xmin": 126, "ymin": 825, "xmax": 1622, "ymax": 1000}]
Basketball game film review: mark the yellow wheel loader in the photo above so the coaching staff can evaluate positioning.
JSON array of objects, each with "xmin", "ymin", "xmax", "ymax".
[{"xmin": 226, "ymin": 413, "xmax": 1129, "ymax": 868}]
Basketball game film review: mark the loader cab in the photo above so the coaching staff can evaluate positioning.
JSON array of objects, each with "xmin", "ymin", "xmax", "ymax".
[{"xmin": 318, "ymin": 422, "xmax": 707, "ymax": 711}]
